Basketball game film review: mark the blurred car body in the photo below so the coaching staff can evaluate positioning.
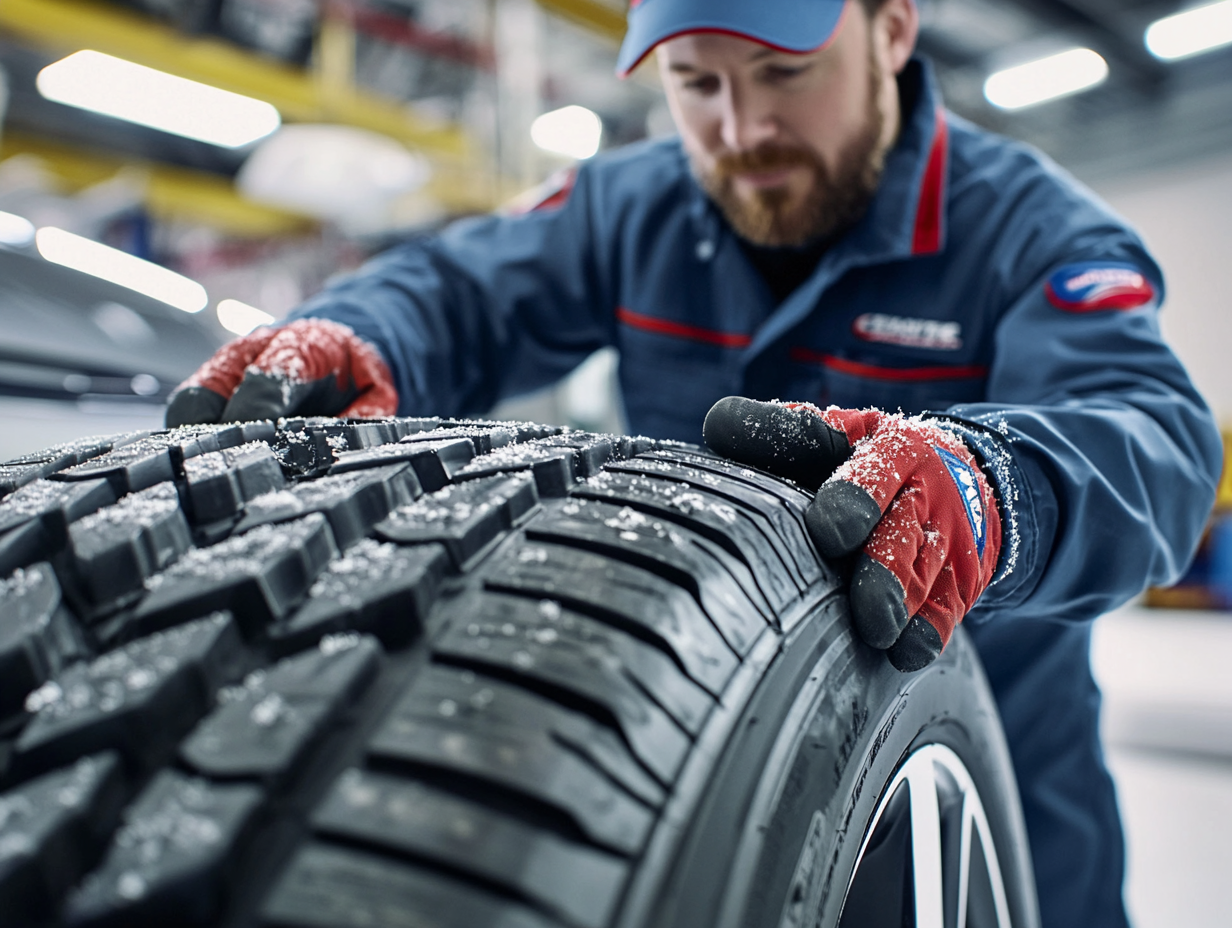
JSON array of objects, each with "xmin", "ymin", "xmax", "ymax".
[{"xmin": 0, "ymin": 244, "xmax": 223, "ymax": 460}]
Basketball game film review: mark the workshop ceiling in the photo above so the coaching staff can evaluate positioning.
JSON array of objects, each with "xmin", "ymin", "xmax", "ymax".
[{"xmin": 0, "ymin": 0, "xmax": 1228, "ymax": 231}]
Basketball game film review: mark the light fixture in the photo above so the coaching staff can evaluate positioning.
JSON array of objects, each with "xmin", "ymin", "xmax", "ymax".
[
  {"xmin": 36, "ymin": 227, "xmax": 208, "ymax": 313},
  {"xmin": 531, "ymin": 105, "xmax": 603, "ymax": 160},
  {"xmin": 0, "ymin": 211, "xmax": 36, "ymax": 247},
  {"xmin": 984, "ymin": 48, "xmax": 1110, "ymax": 111},
  {"xmin": 1146, "ymin": 1, "xmax": 1232, "ymax": 60},
  {"xmin": 37, "ymin": 50, "xmax": 281, "ymax": 148},
  {"xmin": 216, "ymin": 299, "xmax": 275, "ymax": 336}
]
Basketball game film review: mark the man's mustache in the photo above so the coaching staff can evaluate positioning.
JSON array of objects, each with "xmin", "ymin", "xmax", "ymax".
[{"xmin": 713, "ymin": 145, "xmax": 817, "ymax": 180}]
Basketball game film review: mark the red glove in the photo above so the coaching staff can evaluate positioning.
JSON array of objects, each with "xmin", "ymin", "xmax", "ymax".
[
  {"xmin": 166, "ymin": 319, "xmax": 398, "ymax": 426},
  {"xmin": 704, "ymin": 397, "xmax": 1002, "ymax": 671}
]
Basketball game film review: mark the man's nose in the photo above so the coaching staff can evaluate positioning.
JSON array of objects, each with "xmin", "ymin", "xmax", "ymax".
[{"xmin": 718, "ymin": 85, "xmax": 779, "ymax": 152}]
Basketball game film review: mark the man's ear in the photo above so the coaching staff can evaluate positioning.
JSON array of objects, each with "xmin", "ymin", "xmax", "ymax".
[{"xmin": 875, "ymin": 0, "xmax": 920, "ymax": 75}]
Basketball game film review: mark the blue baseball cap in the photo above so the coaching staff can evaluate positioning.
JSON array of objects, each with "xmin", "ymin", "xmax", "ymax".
[{"xmin": 616, "ymin": 0, "xmax": 851, "ymax": 77}]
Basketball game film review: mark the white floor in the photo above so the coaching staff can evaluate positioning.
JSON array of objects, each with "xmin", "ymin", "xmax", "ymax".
[{"xmin": 1091, "ymin": 606, "xmax": 1232, "ymax": 928}]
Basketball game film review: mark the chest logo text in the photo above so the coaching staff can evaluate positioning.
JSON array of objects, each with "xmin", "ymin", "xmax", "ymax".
[{"xmin": 852, "ymin": 313, "xmax": 962, "ymax": 350}]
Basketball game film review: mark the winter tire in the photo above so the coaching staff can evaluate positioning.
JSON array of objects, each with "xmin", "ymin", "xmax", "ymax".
[{"xmin": 0, "ymin": 415, "xmax": 1038, "ymax": 928}]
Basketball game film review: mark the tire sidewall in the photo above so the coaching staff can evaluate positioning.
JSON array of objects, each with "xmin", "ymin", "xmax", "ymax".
[{"xmin": 642, "ymin": 605, "xmax": 1039, "ymax": 928}]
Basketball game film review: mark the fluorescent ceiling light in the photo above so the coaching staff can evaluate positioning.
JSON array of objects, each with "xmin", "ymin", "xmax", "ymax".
[
  {"xmin": 531, "ymin": 105, "xmax": 603, "ymax": 160},
  {"xmin": 37, "ymin": 50, "xmax": 281, "ymax": 148},
  {"xmin": 984, "ymin": 48, "xmax": 1109, "ymax": 110},
  {"xmin": 0, "ymin": 211, "xmax": 35, "ymax": 246},
  {"xmin": 1146, "ymin": 1, "xmax": 1232, "ymax": 60},
  {"xmin": 36, "ymin": 227, "xmax": 208, "ymax": 313},
  {"xmin": 217, "ymin": 298, "xmax": 275, "ymax": 336}
]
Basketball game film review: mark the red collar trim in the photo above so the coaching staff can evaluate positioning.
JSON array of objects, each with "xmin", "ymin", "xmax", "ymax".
[{"xmin": 911, "ymin": 108, "xmax": 949, "ymax": 256}]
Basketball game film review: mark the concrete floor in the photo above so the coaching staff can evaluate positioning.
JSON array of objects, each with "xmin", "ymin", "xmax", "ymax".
[{"xmin": 1092, "ymin": 606, "xmax": 1232, "ymax": 928}]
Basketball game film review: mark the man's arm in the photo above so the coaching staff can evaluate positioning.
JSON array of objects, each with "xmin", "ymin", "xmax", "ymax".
[
  {"xmin": 287, "ymin": 167, "xmax": 613, "ymax": 420},
  {"xmin": 168, "ymin": 165, "xmax": 615, "ymax": 426},
  {"xmin": 943, "ymin": 247, "xmax": 1223, "ymax": 624}
]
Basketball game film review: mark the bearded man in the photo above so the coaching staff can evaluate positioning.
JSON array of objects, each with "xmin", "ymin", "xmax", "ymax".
[{"xmin": 167, "ymin": 2, "xmax": 1222, "ymax": 926}]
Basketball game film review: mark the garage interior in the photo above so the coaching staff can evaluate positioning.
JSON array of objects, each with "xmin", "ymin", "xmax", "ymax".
[{"xmin": 0, "ymin": 0, "xmax": 1230, "ymax": 925}]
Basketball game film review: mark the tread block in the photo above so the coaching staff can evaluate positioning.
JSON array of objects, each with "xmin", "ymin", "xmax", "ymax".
[
  {"xmin": 260, "ymin": 843, "xmax": 559, "ymax": 928},
  {"xmin": 367, "ymin": 666, "xmax": 655, "ymax": 856},
  {"xmin": 65, "ymin": 771, "xmax": 263, "ymax": 928},
  {"xmin": 330, "ymin": 438, "xmax": 474, "ymax": 492},
  {"xmin": 0, "ymin": 564, "xmax": 87, "ymax": 723},
  {"xmin": 374, "ymin": 473, "xmax": 539, "ymax": 570},
  {"xmin": 615, "ymin": 455, "xmax": 824, "ymax": 586},
  {"xmin": 236, "ymin": 464, "xmax": 422, "ymax": 551},
  {"xmin": 434, "ymin": 591, "xmax": 699, "ymax": 783},
  {"xmin": 272, "ymin": 429, "xmax": 336, "ymax": 479},
  {"xmin": 180, "ymin": 635, "xmax": 382, "ymax": 784},
  {"xmin": 573, "ymin": 471, "xmax": 802, "ymax": 610},
  {"xmin": 135, "ymin": 515, "xmax": 338, "ymax": 637},
  {"xmin": 183, "ymin": 443, "xmax": 286, "ymax": 524},
  {"xmin": 0, "ymin": 754, "xmax": 126, "ymax": 925},
  {"xmin": 408, "ymin": 661, "xmax": 668, "ymax": 806},
  {"xmin": 277, "ymin": 418, "xmax": 394, "ymax": 453},
  {"xmin": 529, "ymin": 499, "xmax": 770, "ymax": 654},
  {"xmin": 402, "ymin": 425, "xmax": 518, "ymax": 455},
  {"xmin": 67, "ymin": 483, "xmax": 193, "ymax": 609},
  {"xmin": 0, "ymin": 477, "xmax": 115, "ymax": 576},
  {"xmin": 0, "ymin": 478, "xmax": 116, "ymax": 537},
  {"xmin": 482, "ymin": 541, "xmax": 737, "ymax": 696},
  {"xmin": 0, "ymin": 519, "xmax": 64, "ymax": 581},
  {"xmin": 11, "ymin": 613, "xmax": 245, "ymax": 781},
  {"xmin": 534, "ymin": 434, "xmax": 615, "ymax": 478},
  {"xmin": 0, "ymin": 436, "xmax": 121, "ymax": 497},
  {"xmin": 50, "ymin": 439, "xmax": 175, "ymax": 496},
  {"xmin": 453, "ymin": 442, "xmax": 579, "ymax": 498},
  {"xmin": 312, "ymin": 767, "xmax": 626, "ymax": 928},
  {"xmin": 273, "ymin": 541, "xmax": 448, "ymax": 653},
  {"xmin": 643, "ymin": 448, "xmax": 813, "ymax": 510},
  {"xmin": 439, "ymin": 418, "xmax": 561, "ymax": 443}
]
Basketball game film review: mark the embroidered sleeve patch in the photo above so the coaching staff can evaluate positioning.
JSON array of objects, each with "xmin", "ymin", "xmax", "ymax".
[{"xmin": 1045, "ymin": 262, "xmax": 1156, "ymax": 313}]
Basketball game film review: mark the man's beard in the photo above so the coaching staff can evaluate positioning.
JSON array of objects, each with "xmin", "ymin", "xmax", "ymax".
[{"xmin": 696, "ymin": 59, "xmax": 889, "ymax": 248}]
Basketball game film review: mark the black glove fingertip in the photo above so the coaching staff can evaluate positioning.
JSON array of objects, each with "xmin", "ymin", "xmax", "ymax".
[
  {"xmin": 165, "ymin": 386, "xmax": 227, "ymax": 427},
  {"xmin": 806, "ymin": 480, "xmax": 882, "ymax": 558},
  {"xmin": 886, "ymin": 617, "xmax": 944, "ymax": 672},
  {"xmin": 847, "ymin": 553, "xmax": 910, "ymax": 649},
  {"xmin": 702, "ymin": 396, "xmax": 851, "ymax": 488},
  {"xmin": 221, "ymin": 371, "xmax": 301, "ymax": 423}
]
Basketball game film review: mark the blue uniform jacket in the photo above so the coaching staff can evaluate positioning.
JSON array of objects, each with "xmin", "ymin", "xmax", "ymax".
[{"xmin": 293, "ymin": 60, "xmax": 1222, "ymax": 927}]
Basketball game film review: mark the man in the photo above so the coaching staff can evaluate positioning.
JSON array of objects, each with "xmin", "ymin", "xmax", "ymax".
[{"xmin": 166, "ymin": 1, "xmax": 1223, "ymax": 925}]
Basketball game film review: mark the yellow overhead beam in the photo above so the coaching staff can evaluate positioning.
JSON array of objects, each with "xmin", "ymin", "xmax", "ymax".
[
  {"xmin": 0, "ymin": 132, "xmax": 317, "ymax": 236},
  {"xmin": 1, "ymin": 130, "xmax": 510, "ymax": 233},
  {"xmin": 0, "ymin": 0, "xmax": 471, "ymax": 159},
  {"xmin": 536, "ymin": 0, "xmax": 626, "ymax": 43}
]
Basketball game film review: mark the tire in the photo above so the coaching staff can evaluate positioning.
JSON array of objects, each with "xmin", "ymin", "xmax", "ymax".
[{"xmin": 0, "ymin": 415, "xmax": 1039, "ymax": 928}]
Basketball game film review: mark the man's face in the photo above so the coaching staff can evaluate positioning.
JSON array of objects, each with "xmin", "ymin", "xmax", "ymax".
[{"xmin": 658, "ymin": 4, "xmax": 905, "ymax": 248}]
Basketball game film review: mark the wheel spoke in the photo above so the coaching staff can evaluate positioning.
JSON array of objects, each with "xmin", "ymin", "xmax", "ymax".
[{"xmin": 907, "ymin": 759, "xmax": 945, "ymax": 928}]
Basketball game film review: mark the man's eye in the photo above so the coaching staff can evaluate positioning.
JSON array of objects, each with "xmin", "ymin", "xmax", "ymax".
[
  {"xmin": 764, "ymin": 65, "xmax": 808, "ymax": 82},
  {"xmin": 683, "ymin": 75, "xmax": 720, "ymax": 94}
]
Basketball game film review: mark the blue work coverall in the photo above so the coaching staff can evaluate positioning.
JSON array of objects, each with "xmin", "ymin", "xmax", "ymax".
[{"xmin": 292, "ymin": 60, "xmax": 1223, "ymax": 928}]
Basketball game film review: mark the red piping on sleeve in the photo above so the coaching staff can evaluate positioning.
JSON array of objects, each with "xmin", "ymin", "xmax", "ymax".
[
  {"xmin": 791, "ymin": 348, "xmax": 987, "ymax": 382},
  {"xmin": 617, "ymin": 306, "xmax": 753, "ymax": 349},
  {"xmin": 911, "ymin": 109, "xmax": 949, "ymax": 256}
]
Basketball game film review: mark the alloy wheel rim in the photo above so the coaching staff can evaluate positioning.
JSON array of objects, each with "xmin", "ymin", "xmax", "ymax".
[{"xmin": 840, "ymin": 743, "xmax": 1014, "ymax": 928}]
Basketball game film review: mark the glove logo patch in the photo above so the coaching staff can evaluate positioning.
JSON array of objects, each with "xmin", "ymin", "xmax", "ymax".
[
  {"xmin": 935, "ymin": 446, "xmax": 985, "ymax": 558},
  {"xmin": 1045, "ymin": 262, "xmax": 1155, "ymax": 313}
]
